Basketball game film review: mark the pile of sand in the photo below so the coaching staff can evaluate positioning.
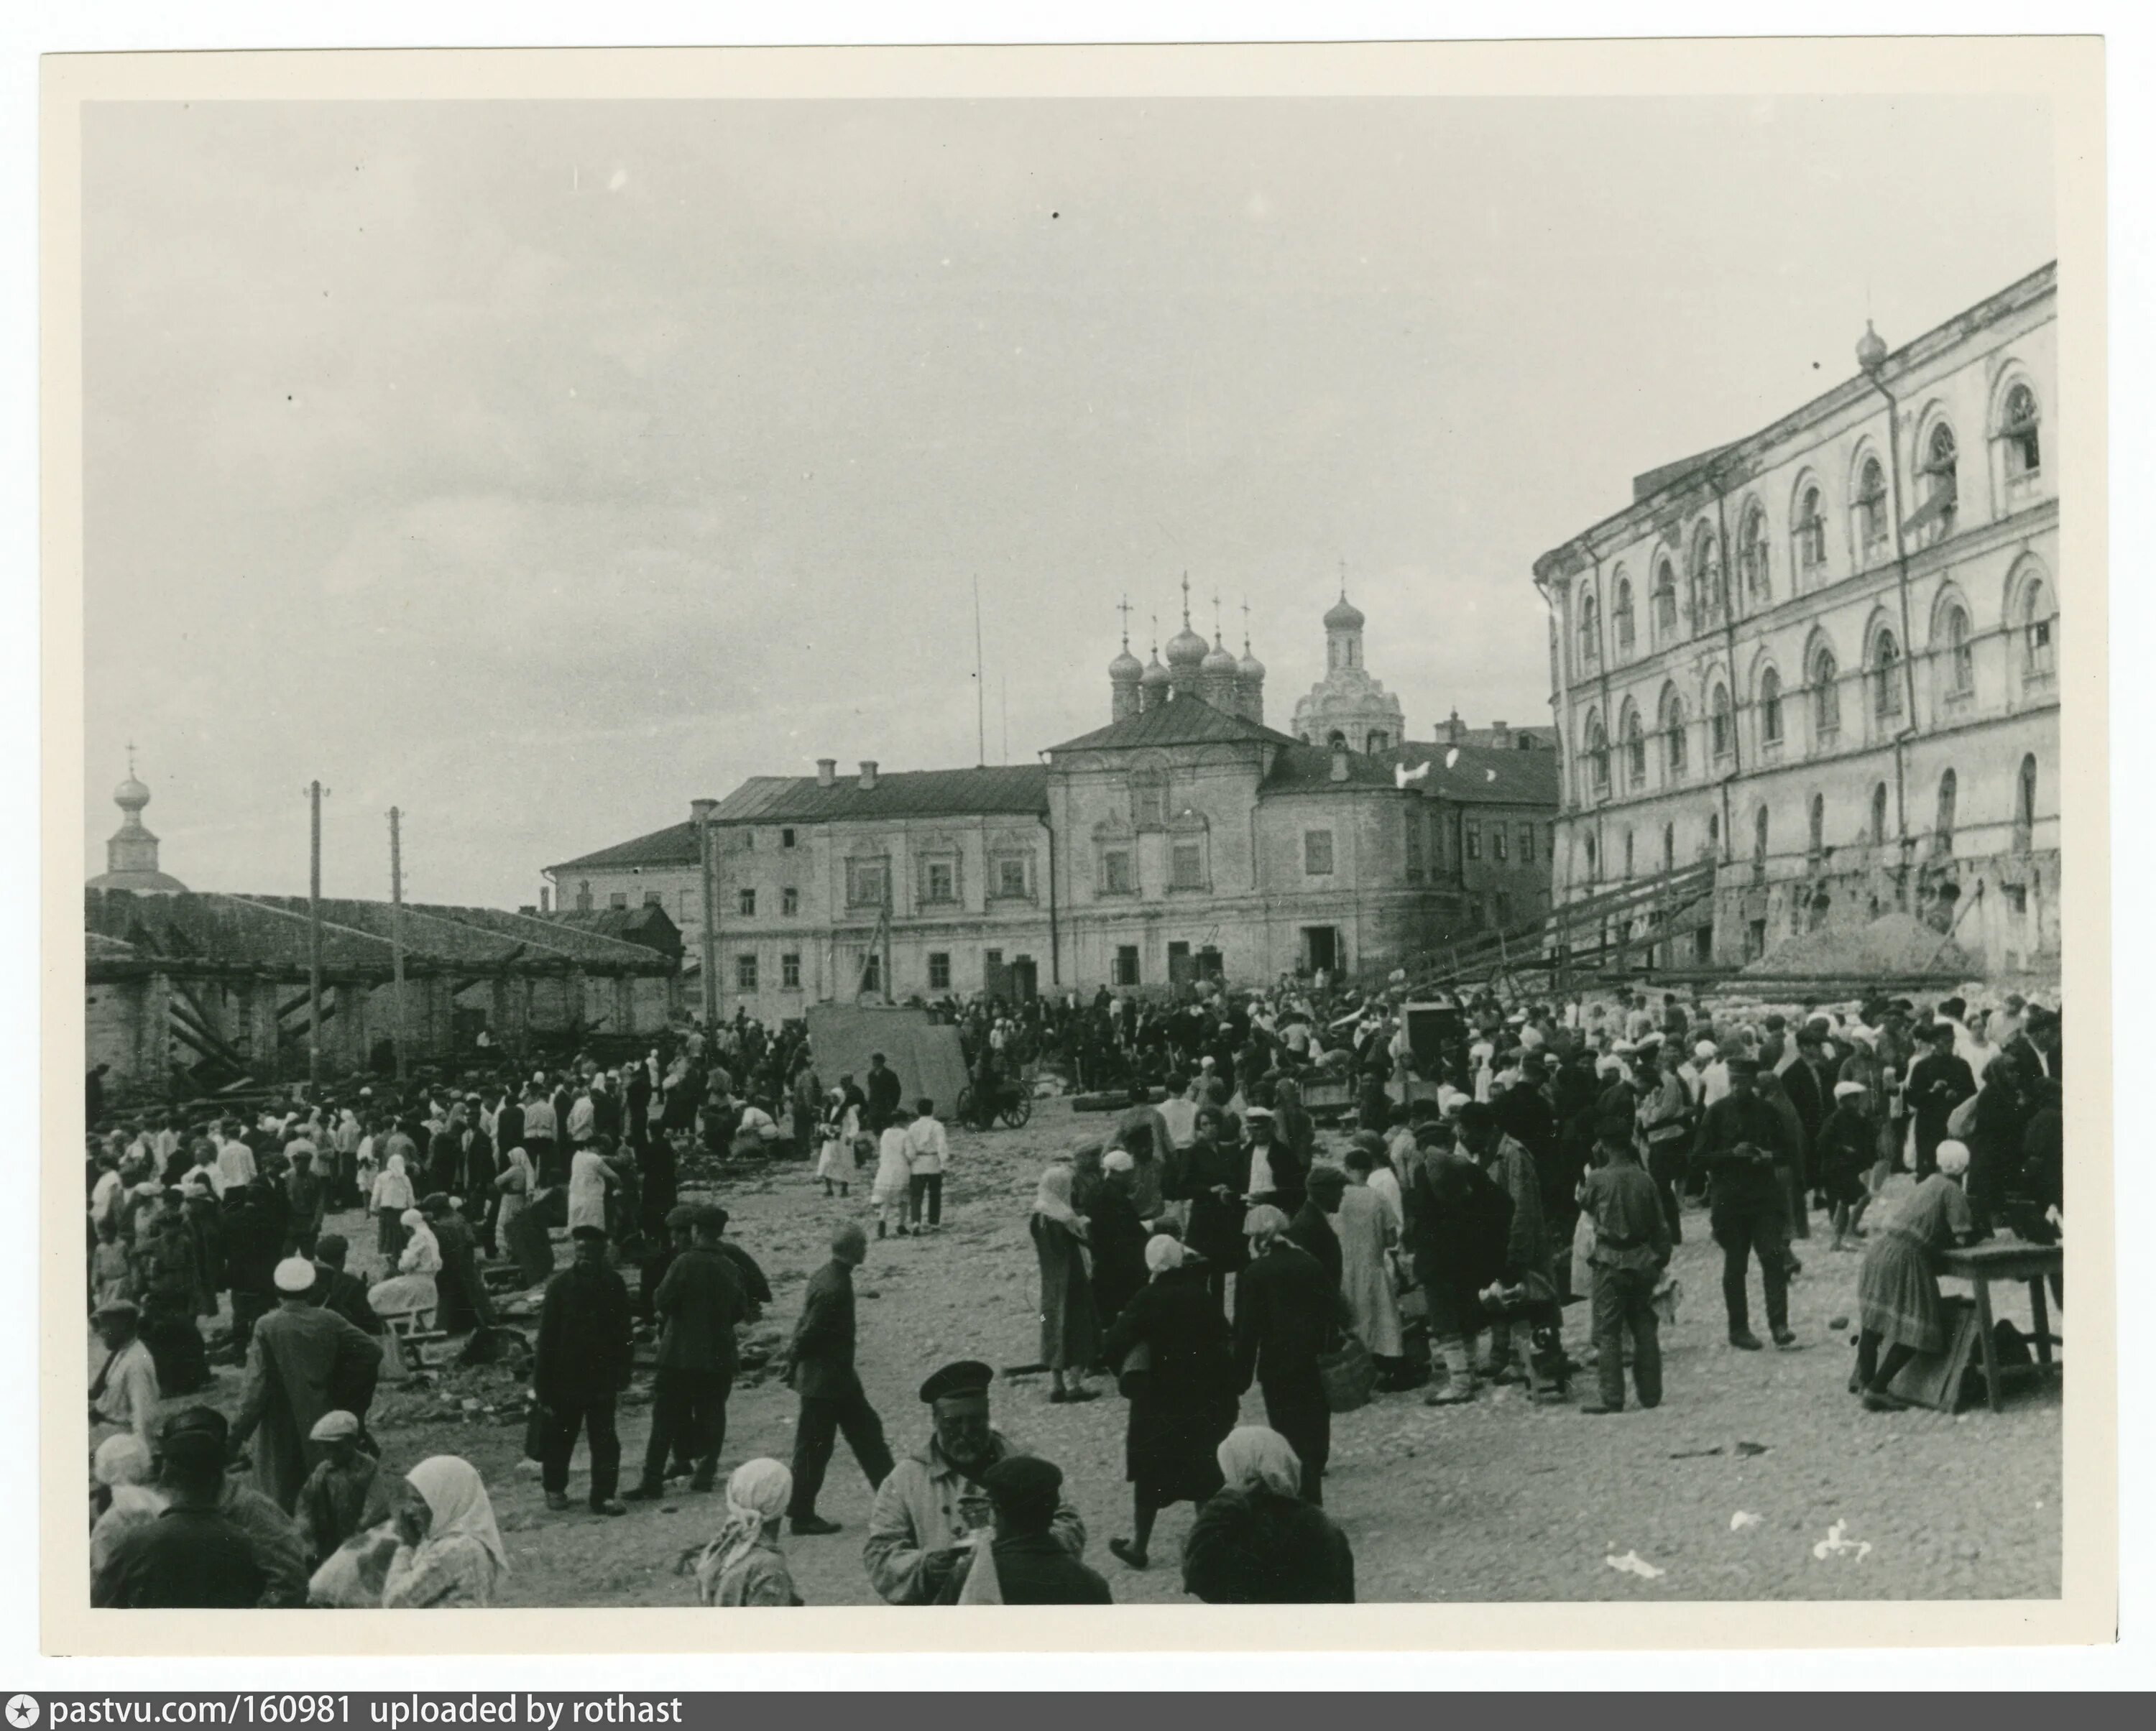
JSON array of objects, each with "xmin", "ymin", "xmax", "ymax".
[{"xmin": 1742, "ymin": 911, "xmax": 1975, "ymax": 980}]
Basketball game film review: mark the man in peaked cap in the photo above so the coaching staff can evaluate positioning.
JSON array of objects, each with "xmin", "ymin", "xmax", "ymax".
[
  {"xmin": 862, "ymin": 1360, "xmax": 1086, "ymax": 1604},
  {"xmin": 631, "ymin": 1203, "xmax": 745, "ymax": 1500},
  {"xmin": 963, "ymin": 1454, "xmax": 1113, "ymax": 1605}
]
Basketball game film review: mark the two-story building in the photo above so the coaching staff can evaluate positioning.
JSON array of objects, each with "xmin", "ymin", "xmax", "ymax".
[{"xmin": 1533, "ymin": 262, "xmax": 2058, "ymax": 974}]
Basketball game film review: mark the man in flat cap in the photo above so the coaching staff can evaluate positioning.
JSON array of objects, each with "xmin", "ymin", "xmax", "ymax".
[
  {"xmin": 93, "ymin": 1408, "xmax": 267, "ymax": 1609},
  {"xmin": 863, "ymin": 1360, "xmax": 1086, "ymax": 1604},
  {"xmin": 952, "ymin": 1456, "xmax": 1112, "ymax": 1605},
  {"xmin": 89, "ymin": 1296, "xmax": 160, "ymax": 1454},
  {"xmin": 1689, "ymin": 1056, "xmax": 1799, "ymax": 1352},
  {"xmin": 229, "ymin": 1256, "xmax": 384, "ymax": 1513},
  {"xmin": 295, "ymin": 1408, "xmax": 390, "ymax": 1564},
  {"xmin": 632, "ymin": 1204, "xmax": 745, "ymax": 1500},
  {"xmin": 535, "ymin": 1224, "xmax": 635, "ymax": 1516}
]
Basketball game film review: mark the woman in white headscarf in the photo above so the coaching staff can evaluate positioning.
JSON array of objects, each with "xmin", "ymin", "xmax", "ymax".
[
  {"xmin": 1180, "ymin": 1426, "xmax": 1355, "ymax": 1604},
  {"xmin": 1029, "ymin": 1160, "xmax": 1099, "ymax": 1403},
  {"xmin": 814, "ymin": 1089, "xmax": 859, "ymax": 1196},
  {"xmin": 1851, "ymin": 1138, "xmax": 1981, "ymax": 1411},
  {"xmin": 691, "ymin": 1458, "xmax": 801, "ymax": 1606},
  {"xmin": 382, "ymin": 1455, "xmax": 510, "ymax": 1607},
  {"xmin": 370, "ymin": 1152, "xmax": 415, "ymax": 1263},
  {"xmin": 88, "ymin": 1433, "xmax": 168, "ymax": 1575},
  {"xmin": 367, "ymin": 1209, "xmax": 443, "ymax": 1325},
  {"xmin": 494, "ymin": 1145, "xmax": 553, "ymax": 1286}
]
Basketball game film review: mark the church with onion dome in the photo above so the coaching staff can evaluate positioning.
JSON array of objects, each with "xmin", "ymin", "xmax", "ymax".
[{"xmin": 87, "ymin": 754, "xmax": 189, "ymax": 894}]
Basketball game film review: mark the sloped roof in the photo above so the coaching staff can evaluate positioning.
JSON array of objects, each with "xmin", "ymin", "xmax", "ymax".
[
  {"xmin": 541, "ymin": 905, "xmax": 684, "ymax": 956},
  {"xmin": 1394, "ymin": 742, "xmax": 1562, "ymax": 807},
  {"xmin": 1047, "ymin": 694, "xmax": 1300, "ymax": 754},
  {"xmin": 547, "ymin": 820, "xmax": 700, "ymax": 874}
]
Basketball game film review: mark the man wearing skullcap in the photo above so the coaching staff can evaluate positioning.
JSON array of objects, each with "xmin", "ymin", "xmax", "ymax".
[
  {"xmin": 1233, "ymin": 1205, "xmax": 1350, "ymax": 1504},
  {"xmin": 864, "ymin": 1360, "xmax": 1086, "ymax": 1604},
  {"xmin": 537, "ymin": 1224, "xmax": 635, "ymax": 1515},
  {"xmin": 229, "ymin": 1256, "xmax": 384, "ymax": 1513},
  {"xmin": 959, "ymin": 1456, "xmax": 1113, "ymax": 1605},
  {"xmin": 295, "ymin": 1409, "xmax": 390, "ymax": 1564},
  {"xmin": 1689, "ymin": 1056, "xmax": 1798, "ymax": 1352}
]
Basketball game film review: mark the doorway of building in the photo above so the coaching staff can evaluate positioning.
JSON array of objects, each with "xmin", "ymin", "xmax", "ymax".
[
  {"xmin": 1301, "ymin": 925, "xmax": 1339, "ymax": 976},
  {"xmin": 1009, "ymin": 956, "xmax": 1038, "ymax": 1002}
]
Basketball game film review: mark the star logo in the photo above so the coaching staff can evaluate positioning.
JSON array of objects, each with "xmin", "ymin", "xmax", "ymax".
[{"xmin": 6, "ymin": 1697, "xmax": 40, "ymax": 1727}]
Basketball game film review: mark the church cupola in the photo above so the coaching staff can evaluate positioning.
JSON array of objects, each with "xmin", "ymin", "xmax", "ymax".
[
  {"xmin": 87, "ymin": 747, "xmax": 188, "ymax": 894},
  {"xmin": 1107, "ymin": 598, "xmax": 1144, "ymax": 721},
  {"xmin": 1163, "ymin": 574, "xmax": 1209, "ymax": 699}
]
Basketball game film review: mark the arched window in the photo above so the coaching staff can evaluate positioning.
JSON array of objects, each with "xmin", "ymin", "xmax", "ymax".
[
  {"xmin": 1622, "ymin": 705, "xmax": 1646, "ymax": 790},
  {"xmin": 1759, "ymin": 666, "xmax": 1784, "ymax": 747},
  {"xmin": 1793, "ymin": 484, "xmax": 1827, "ymax": 580},
  {"xmin": 1810, "ymin": 642, "xmax": 1841, "ymax": 739},
  {"xmin": 1130, "ymin": 765, "xmax": 1168, "ymax": 828},
  {"xmin": 2014, "ymin": 754, "xmax": 2037, "ymax": 853},
  {"xmin": 1584, "ymin": 713, "xmax": 1609, "ymax": 798},
  {"xmin": 1707, "ymin": 811, "xmax": 1720, "ymax": 856},
  {"xmin": 1871, "ymin": 627, "xmax": 1903, "ymax": 723},
  {"xmin": 1653, "ymin": 559, "xmax": 1680, "ymax": 640},
  {"xmin": 1327, "ymin": 729, "xmax": 1348, "ymax": 749},
  {"xmin": 1934, "ymin": 767, "xmax": 1958, "ymax": 859},
  {"xmin": 1871, "ymin": 780, "xmax": 1889, "ymax": 846},
  {"xmin": 1612, "ymin": 576, "xmax": 1636, "ymax": 659},
  {"xmin": 1807, "ymin": 792, "xmax": 1825, "ymax": 865},
  {"xmin": 1738, "ymin": 502, "xmax": 1771, "ymax": 600},
  {"xmin": 1659, "ymin": 684, "xmax": 1687, "ymax": 780},
  {"xmin": 1365, "ymin": 731, "xmax": 1389, "ymax": 753},
  {"xmin": 1918, "ymin": 421, "xmax": 1958, "ymax": 543},
  {"xmin": 1940, "ymin": 601, "xmax": 1975, "ymax": 698},
  {"xmin": 1577, "ymin": 591, "xmax": 1600, "ymax": 673},
  {"xmin": 1752, "ymin": 805, "xmax": 1769, "ymax": 884},
  {"xmin": 1709, "ymin": 683, "xmax": 1733, "ymax": 761},
  {"xmin": 1662, "ymin": 823, "xmax": 1676, "ymax": 873},
  {"xmin": 1854, "ymin": 456, "xmax": 1888, "ymax": 556},
  {"xmin": 1623, "ymin": 829, "xmax": 1634, "ymax": 879},
  {"xmin": 1690, "ymin": 525, "xmax": 1725, "ymax": 623},
  {"xmin": 2001, "ymin": 382, "xmax": 2041, "ymax": 479},
  {"xmin": 2021, "ymin": 573, "xmax": 2056, "ymax": 681},
  {"xmin": 1583, "ymin": 834, "xmax": 1598, "ymax": 878}
]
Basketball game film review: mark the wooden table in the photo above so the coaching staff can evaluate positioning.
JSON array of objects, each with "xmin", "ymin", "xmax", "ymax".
[{"xmin": 1938, "ymin": 1240, "xmax": 2063, "ymax": 1413}]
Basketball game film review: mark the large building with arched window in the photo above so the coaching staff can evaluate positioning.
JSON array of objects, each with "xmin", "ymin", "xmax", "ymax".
[{"xmin": 1534, "ymin": 262, "xmax": 2058, "ymax": 975}]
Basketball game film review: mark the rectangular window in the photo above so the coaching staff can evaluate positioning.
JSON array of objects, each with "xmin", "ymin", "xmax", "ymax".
[
  {"xmin": 1113, "ymin": 945, "xmax": 1141, "ymax": 987},
  {"xmin": 847, "ymin": 858, "xmax": 888, "ymax": 908},
  {"xmin": 577, "ymin": 881, "xmax": 592, "ymax": 910},
  {"xmin": 642, "ymin": 889, "xmax": 663, "ymax": 906},
  {"xmin": 1519, "ymin": 823, "xmax": 1536, "ymax": 863},
  {"xmin": 1465, "ymin": 821, "xmax": 1482, "ymax": 861},
  {"xmin": 735, "ymin": 953, "xmax": 758, "ymax": 992},
  {"xmin": 608, "ymin": 891, "xmax": 628, "ymax": 909},
  {"xmin": 861, "ymin": 952, "xmax": 881, "ymax": 993},
  {"xmin": 928, "ymin": 951, "xmax": 951, "ymax": 990},
  {"xmin": 922, "ymin": 860, "xmax": 957, "ymax": 905},
  {"xmin": 737, "ymin": 887, "xmax": 756, "ymax": 917},
  {"xmin": 781, "ymin": 828, "xmax": 796, "ymax": 849},
  {"xmin": 1493, "ymin": 828, "xmax": 1509, "ymax": 862},
  {"xmin": 780, "ymin": 886, "xmax": 799, "ymax": 917},
  {"xmin": 1171, "ymin": 842, "xmax": 1205, "ymax": 890},
  {"xmin": 1404, "ymin": 809, "xmax": 1425, "ymax": 882},
  {"xmin": 740, "ymin": 831, "xmax": 755, "ymax": 851},
  {"xmin": 995, "ymin": 856, "xmax": 1029, "ymax": 899},
  {"xmin": 780, "ymin": 952, "xmax": 801, "ymax": 989},
  {"xmin": 1304, "ymin": 830, "xmax": 1335, "ymax": 876},
  {"xmin": 1103, "ymin": 849, "xmax": 1135, "ymax": 895}
]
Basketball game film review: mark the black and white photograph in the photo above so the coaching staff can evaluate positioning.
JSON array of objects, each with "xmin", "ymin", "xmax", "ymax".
[{"xmin": 45, "ymin": 35, "xmax": 2110, "ymax": 1649}]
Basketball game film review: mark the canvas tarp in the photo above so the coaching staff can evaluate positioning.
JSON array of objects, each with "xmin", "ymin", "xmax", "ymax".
[{"xmin": 804, "ymin": 1004, "xmax": 970, "ymax": 1114}]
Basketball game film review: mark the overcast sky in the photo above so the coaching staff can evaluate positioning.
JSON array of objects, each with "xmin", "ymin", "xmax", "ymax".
[{"xmin": 82, "ymin": 96, "xmax": 2053, "ymax": 908}]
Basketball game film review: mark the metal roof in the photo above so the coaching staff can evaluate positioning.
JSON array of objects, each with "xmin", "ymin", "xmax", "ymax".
[{"xmin": 1046, "ymin": 695, "xmax": 1299, "ymax": 755}]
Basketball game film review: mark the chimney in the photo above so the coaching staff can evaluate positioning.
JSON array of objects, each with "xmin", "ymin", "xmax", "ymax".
[
  {"xmin": 1330, "ymin": 746, "xmax": 1351, "ymax": 783},
  {"xmin": 1442, "ymin": 709, "xmax": 1466, "ymax": 745},
  {"xmin": 859, "ymin": 760, "xmax": 879, "ymax": 791},
  {"xmin": 816, "ymin": 758, "xmax": 837, "ymax": 788},
  {"xmin": 1491, "ymin": 720, "xmax": 1511, "ymax": 750}
]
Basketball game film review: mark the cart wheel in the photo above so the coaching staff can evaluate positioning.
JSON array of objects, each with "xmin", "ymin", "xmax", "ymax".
[{"xmin": 1001, "ymin": 1093, "xmax": 1033, "ymax": 1128}]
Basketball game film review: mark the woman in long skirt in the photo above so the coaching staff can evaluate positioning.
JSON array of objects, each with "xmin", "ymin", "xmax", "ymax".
[
  {"xmin": 1336, "ymin": 1145, "xmax": 1404, "ymax": 1381},
  {"xmin": 370, "ymin": 1153, "xmax": 414, "ymax": 1267},
  {"xmin": 814, "ymin": 1091, "xmax": 858, "ymax": 1197},
  {"xmin": 1851, "ymin": 1138, "xmax": 1979, "ymax": 1411},
  {"xmin": 1029, "ymin": 1162, "xmax": 1099, "ymax": 1403}
]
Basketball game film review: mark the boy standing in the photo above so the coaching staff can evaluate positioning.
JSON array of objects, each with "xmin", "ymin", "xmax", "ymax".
[
  {"xmin": 904, "ymin": 1098, "xmax": 949, "ymax": 1232},
  {"xmin": 1577, "ymin": 1112, "xmax": 1672, "ymax": 1413}
]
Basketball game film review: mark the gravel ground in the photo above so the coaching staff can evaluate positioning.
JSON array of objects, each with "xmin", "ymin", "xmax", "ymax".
[{"xmin": 155, "ymin": 1099, "xmax": 2062, "ymax": 1605}]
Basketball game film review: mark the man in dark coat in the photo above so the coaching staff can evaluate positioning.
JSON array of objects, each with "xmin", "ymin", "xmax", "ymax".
[
  {"xmin": 221, "ymin": 1183, "xmax": 283, "ymax": 1357},
  {"xmin": 307, "ymin": 1234, "xmax": 383, "ymax": 1337},
  {"xmin": 534, "ymin": 1224, "xmax": 633, "ymax": 1516},
  {"xmin": 1407, "ymin": 1127, "xmax": 1514, "ymax": 1403},
  {"xmin": 1233, "ymin": 1206, "xmax": 1350, "ymax": 1505},
  {"xmin": 1286, "ymin": 1164, "xmax": 1346, "ymax": 1292},
  {"xmin": 631, "ymin": 1204, "xmax": 744, "ymax": 1497},
  {"xmin": 783, "ymin": 1222, "xmax": 895, "ymax": 1535},
  {"xmin": 972, "ymin": 1456, "xmax": 1112, "ymax": 1604},
  {"xmin": 864, "ymin": 1053, "xmax": 903, "ymax": 1135},
  {"xmin": 93, "ymin": 1409, "xmax": 267, "ymax": 1609},
  {"xmin": 1691, "ymin": 1057, "xmax": 1799, "ymax": 1352},
  {"xmin": 626, "ymin": 1060, "xmax": 653, "ymax": 1147},
  {"xmin": 1907, "ymin": 1023, "xmax": 1977, "ymax": 1179}
]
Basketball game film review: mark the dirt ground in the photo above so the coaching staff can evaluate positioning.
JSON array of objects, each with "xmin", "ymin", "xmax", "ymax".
[{"xmin": 167, "ymin": 1100, "xmax": 2063, "ymax": 1605}]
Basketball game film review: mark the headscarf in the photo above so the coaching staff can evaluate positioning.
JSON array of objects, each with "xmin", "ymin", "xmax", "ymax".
[
  {"xmin": 1936, "ymin": 1139, "xmax": 1972, "ymax": 1177},
  {"xmin": 399, "ymin": 1211, "xmax": 442, "ymax": 1273},
  {"xmin": 94, "ymin": 1433, "xmax": 153, "ymax": 1489},
  {"xmin": 503, "ymin": 1147, "xmax": 535, "ymax": 1194},
  {"xmin": 1030, "ymin": 1162, "xmax": 1085, "ymax": 1235},
  {"xmin": 1144, "ymin": 1234, "xmax": 1188, "ymax": 1277},
  {"xmin": 405, "ymin": 1455, "xmax": 510, "ymax": 1579},
  {"xmin": 1216, "ymin": 1426, "xmax": 1303, "ymax": 1500},
  {"xmin": 377, "ymin": 1153, "xmax": 414, "ymax": 1210},
  {"xmin": 1243, "ymin": 1204, "xmax": 1289, "ymax": 1245},
  {"xmin": 693, "ymin": 1457, "xmax": 794, "ymax": 1605}
]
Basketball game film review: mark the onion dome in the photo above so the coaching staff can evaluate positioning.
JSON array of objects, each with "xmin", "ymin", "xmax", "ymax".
[
  {"xmin": 115, "ymin": 770, "xmax": 150, "ymax": 813},
  {"xmin": 1165, "ymin": 619, "xmax": 1209, "ymax": 668},
  {"xmin": 1856, "ymin": 319, "xmax": 1888, "ymax": 373},
  {"xmin": 1323, "ymin": 592, "xmax": 1365, "ymax": 632},
  {"xmin": 1237, "ymin": 640, "xmax": 1266, "ymax": 682},
  {"xmin": 1141, "ymin": 652, "xmax": 1171, "ymax": 692},
  {"xmin": 1202, "ymin": 633, "xmax": 1238, "ymax": 676},
  {"xmin": 1108, "ymin": 643, "xmax": 1144, "ymax": 683}
]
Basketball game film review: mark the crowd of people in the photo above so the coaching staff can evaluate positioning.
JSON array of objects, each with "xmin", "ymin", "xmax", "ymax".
[{"xmin": 85, "ymin": 972, "xmax": 2062, "ymax": 1608}]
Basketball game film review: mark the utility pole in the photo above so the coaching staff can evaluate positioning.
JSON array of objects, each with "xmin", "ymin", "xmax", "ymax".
[
  {"xmin": 307, "ymin": 780, "xmax": 325, "ymax": 1092},
  {"xmin": 693, "ymin": 798, "xmax": 719, "ymax": 1027},
  {"xmin": 389, "ymin": 806, "xmax": 407, "ymax": 1083}
]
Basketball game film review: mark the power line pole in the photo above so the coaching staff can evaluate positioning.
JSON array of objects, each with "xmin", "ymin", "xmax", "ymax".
[
  {"xmin": 389, "ymin": 806, "xmax": 407, "ymax": 1084},
  {"xmin": 307, "ymin": 780, "xmax": 325, "ymax": 1093},
  {"xmin": 972, "ymin": 573, "xmax": 986, "ymax": 767},
  {"xmin": 693, "ymin": 798, "xmax": 719, "ymax": 1028}
]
